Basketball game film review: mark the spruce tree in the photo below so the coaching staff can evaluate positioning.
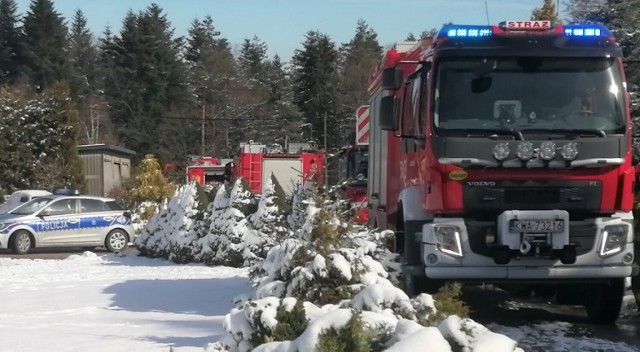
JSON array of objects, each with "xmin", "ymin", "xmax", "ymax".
[
  {"xmin": 292, "ymin": 30, "xmax": 342, "ymax": 149},
  {"xmin": 68, "ymin": 9, "xmax": 97, "ymax": 101},
  {"xmin": 21, "ymin": 0, "xmax": 69, "ymax": 91},
  {"xmin": 338, "ymin": 20, "xmax": 383, "ymax": 140},
  {"xmin": 0, "ymin": 0, "xmax": 22, "ymax": 86},
  {"xmin": 185, "ymin": 15, "xmax": 237, "ymax": 157}
]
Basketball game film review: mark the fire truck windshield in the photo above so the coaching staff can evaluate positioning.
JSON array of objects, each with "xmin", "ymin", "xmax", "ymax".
[{"xmin": 434, "ymin": 57, "xmax": 626, "ymax": 135}]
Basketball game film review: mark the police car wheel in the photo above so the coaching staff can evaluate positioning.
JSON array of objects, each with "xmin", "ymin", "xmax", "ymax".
[
  {"xmin": 11, "ymin": 231, "xmax": 32, "ymax": 255},
  {"xmin": 105, "ymin": 230, "xmax": 129, "ymax": 252}
]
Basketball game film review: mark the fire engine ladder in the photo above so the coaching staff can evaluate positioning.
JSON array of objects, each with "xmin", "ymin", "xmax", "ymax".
[{"xmin": 248, "ymin": 153, "xmax": 262, "ymax": 192}]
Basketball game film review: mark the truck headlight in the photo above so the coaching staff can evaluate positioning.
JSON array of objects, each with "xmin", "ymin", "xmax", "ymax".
[
  {"xmin": 560, "ymin": 142, "xmax": 579, "ymax": 161},
  {"xmin": 539, "ymin": 141, "xmax": 556, "ymax": 161},
  {"xmin": 492, "ymin": 142, "xmax": 510, "ymax": 161},
  {"xmin": 434, "ymin": 225, "xmax": 463, "ymax": 257},
  {"xmin": 516, "ymin": 141, "xmax": 534, "ymax": 160},
  {"xmin": 599, "ymin": 224, "xmax": 629, "ymax": 257}
]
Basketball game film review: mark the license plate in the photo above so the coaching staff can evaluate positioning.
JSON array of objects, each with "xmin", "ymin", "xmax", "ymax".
[{"xmin": 510, "ymin": 220, "xmax": 564, "ymax": 233}]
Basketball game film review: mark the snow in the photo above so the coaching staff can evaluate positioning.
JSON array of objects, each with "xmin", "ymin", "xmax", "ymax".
[
  {"xmin": 0, "ymin": 251, "xmax": 251, "ymax": 352},
  {"xmin": 1, "ymin": 250, "xmax": 638, "ymax": 352}
]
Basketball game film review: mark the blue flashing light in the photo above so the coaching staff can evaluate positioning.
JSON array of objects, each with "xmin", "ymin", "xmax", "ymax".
[
  {"xmin": 563, "ymin": 24, "xmax": 611, "ymax": 38},
  {"xmin": 439, "ymin": 25, "xmax": 493, "ymax": 39}
]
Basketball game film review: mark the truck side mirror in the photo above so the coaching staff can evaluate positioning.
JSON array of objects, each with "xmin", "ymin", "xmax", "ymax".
[
  {"xmin": 382, "ymin": 67, "xmax": 403, "ymax": 90},
  {"xmin": 380, "ymin": 96, "xmax": 399, "ymax": 131}
]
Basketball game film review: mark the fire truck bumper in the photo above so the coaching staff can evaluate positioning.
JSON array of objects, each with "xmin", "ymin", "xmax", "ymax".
[{"xmin": 419, "ymin": 211, "xmax": 635, "ymax": 281}]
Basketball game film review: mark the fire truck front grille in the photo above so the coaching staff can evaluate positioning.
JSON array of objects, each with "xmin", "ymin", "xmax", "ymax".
[
  {"xmin": 463, "ymin": 180, "xmax": 601, "ymax": 217},
  {"xmin": 504, "ymin": 189, "xmax": 560, "ymax": 204}
]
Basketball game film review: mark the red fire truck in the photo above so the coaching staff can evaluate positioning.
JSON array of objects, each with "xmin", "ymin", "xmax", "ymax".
[
  {"xmin": 335, "ymin": 142, "xmax": 368, "ymax": 224},
  {"xmin": 231, "ymin": 141, "xmax": 324, "ymax": 195},
  {"xmin": 367, "ymin": 21, "xmax": 638, "ymax": 323},
  {"xmin": 185, "ymin": 156, "xmax": 232, "ymax": 190}
]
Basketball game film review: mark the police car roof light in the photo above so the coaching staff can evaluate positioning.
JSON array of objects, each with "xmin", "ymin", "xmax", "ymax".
[{"xmin": 52, "ymin": 188, "xmax": 81, "ymax": 196}]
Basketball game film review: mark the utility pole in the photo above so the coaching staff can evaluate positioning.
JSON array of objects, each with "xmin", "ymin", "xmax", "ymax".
[
  {"xmin": 201, "ymin": 105, "xmax": 205, "ymax": 156},
  {"xmin": 324, "ymin": 111, "xmax": 328, "ymax": 184}
]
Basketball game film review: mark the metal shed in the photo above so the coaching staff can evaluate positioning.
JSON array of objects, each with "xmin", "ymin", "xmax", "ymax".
[{"xmin": 77, "ymin": 144, "xmax": 136, "ymax": 196}]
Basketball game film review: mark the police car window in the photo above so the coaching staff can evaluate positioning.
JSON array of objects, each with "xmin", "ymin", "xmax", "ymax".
[
  {"xmin": 106, "ymin": 201, "xmax": 124, "ymax": 211},
  {"xmin": 44, "ymin": 199, "xmax": 77, "ymax": 216},
  {"xmin": 11, "ymin": 197, "xmax": 52, "ymax": 215},
  {"xmin": 81, "ymin": 199, "xmax": 107, "ymax": 213}
]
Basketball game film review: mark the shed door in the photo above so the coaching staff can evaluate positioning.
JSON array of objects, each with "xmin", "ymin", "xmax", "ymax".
[{"xmin": 262, "ymin": 158, "xmax": 302, "ymax": 195}]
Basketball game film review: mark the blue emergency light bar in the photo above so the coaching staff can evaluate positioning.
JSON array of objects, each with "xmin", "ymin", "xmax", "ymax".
[
  {"xmin": 562, "ymin": 24, "xmax": 611, "ymax": 37},
  {"xmin": 439, "ymin": 25, "xmax": 493, "ymax": 39},
  {"xmin": 437, "ymin": 23, "xmax": 613, "ymax": 40}
]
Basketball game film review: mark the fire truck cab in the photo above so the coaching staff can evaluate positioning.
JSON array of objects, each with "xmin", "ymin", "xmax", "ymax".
[{"xmin": 368, "ymin": 21, "xmax": 638, "ymax": 323}]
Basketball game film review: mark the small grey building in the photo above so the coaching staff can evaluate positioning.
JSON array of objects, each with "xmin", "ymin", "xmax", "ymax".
[{"xmin": 77, "ymin": 144, "xmax": 136, "ymax": 196}]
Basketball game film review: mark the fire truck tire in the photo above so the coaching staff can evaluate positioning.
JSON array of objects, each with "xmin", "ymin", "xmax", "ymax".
[
  {"xmin": 402, "ymin": 273, "xmax": 442, "ymax": 296},
  {"xmin": 402, "ymin": 220, "xmax": 422, "ymax": 266},
  {"xmin": 584, "ymin": 278, "xmax": 625, "ymax": 324}
]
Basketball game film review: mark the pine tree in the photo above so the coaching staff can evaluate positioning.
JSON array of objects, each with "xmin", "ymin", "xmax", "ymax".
[
  {"xmin": 292, "ymin": 30, "xmax": 342, "ymax": 149},
  {"xmin": 0, "ymin": 0, "xmax": 22, "ymax": 86},
  {"xmin": 20, "ymin": 0, "xmax": 69, "ymax": 91},
  {"xmin": 531, "ymin": 0, "xmax": 561, "ymax": 22},
  {"xmin": 68, "ymin": 9, "xmax": 97, "ymax": 101}
]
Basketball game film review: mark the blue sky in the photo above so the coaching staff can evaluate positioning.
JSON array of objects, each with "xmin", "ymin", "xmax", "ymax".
[{"xmin": 15, "ymin": 0, "xmax": 552, "ymax": 60}]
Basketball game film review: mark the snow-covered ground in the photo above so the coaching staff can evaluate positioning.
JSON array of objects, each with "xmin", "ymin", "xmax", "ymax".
[
  {"xmin": 0, "ymin": 251, "xmax": 251, "ymax": 352},
  {"xmin": 0, "ymin": 251, "xmax": 638, "ymax": 352}
]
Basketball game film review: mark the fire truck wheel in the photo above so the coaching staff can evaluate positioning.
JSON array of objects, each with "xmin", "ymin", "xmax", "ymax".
[
  {"xmin": 584, "ymin": 278, "xmax": 625, "ymax": 324},
  {"xmin": 402, "ymin": 273, "xmax": 442, "ymax": 296},
  {"xmin": 402, "ymin": 220, "xmax": 423, "ymax": 266}
]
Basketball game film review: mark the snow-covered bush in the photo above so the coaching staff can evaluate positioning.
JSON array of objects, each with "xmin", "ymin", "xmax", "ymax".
[
  {"xmin": 134, "ymin": 181, "xmax": 199, "ymax": 262},
  {"xmin": 198, "ymin": 184, "xmax": 231, "ymax": 265},
  {"xmin": 198, "ymin": 178, "xmax": 273, "ymax": 267},
  {"xmin": 207, "ymin": 296, "xmax": 522, "ymax": 352},
  {"xmin": 248, "ymin": 174, "xmax": 290, "ymax": 259}
]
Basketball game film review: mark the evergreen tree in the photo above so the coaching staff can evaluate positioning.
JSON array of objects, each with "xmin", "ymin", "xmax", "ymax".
[
  {"xmin": 0, "ymin": 84, "xmax": 84, "ymax": 193},
  {"xmin": 199, "ymin": 183, "xmax": 231, "ymax": 265},
  {"xmin": 101, "ymin": 4, "xmax": 190, "ymax": 162},
  {"xmin": 531, "ymin": 0, "xmax": 561, "ymax": 22},
  {"xmin": 0, "ymin": 0, "xmax": 22, "ymax": 86},
  {"xmin": 338, "ymin": 20, "xmax": 383, "ymax": 140},
  {"xmin": 185, "ymin": 15, "xmax": 237, "ymax": 157},
  {"xmin": 213, "ymin": 178, "xmax": 257, "ymax": 267},
  {"xmin": 292, "ymin": 30, "xmax": 342, "ymax": 149},
  {"xmin": 68, "ymin": 9, "xmax": 97, "ymax": 101},
  {"xmin": 249, "ymin": 174, "xmax": 290, "ymax": 257},
  {"xmin": 122, "ymin": 153, "xmax": 176, "ymax": 208},
  {"xmin": 21, "ymin": 0, "xmax": 69, "ymax": 91}
]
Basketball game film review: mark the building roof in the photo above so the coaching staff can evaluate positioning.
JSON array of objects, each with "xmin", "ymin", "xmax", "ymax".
[{"xmin": 77, "ymin": 144, "xmax": 137, "ymax": 157}]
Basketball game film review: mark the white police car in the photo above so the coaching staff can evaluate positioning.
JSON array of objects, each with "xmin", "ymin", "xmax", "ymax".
[{"xmin": 0, "ymin": 190, "xmax": 134, "ymax": 254}]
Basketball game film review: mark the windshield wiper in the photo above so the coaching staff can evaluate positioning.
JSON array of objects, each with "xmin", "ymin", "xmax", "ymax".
[
  {"xmin": 521, "ymin": 129, "xmax": 607, "ymax": 138},
  {"xmin": 440, "ymin": 128, "xmax": 524, "ymax": 140}
]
